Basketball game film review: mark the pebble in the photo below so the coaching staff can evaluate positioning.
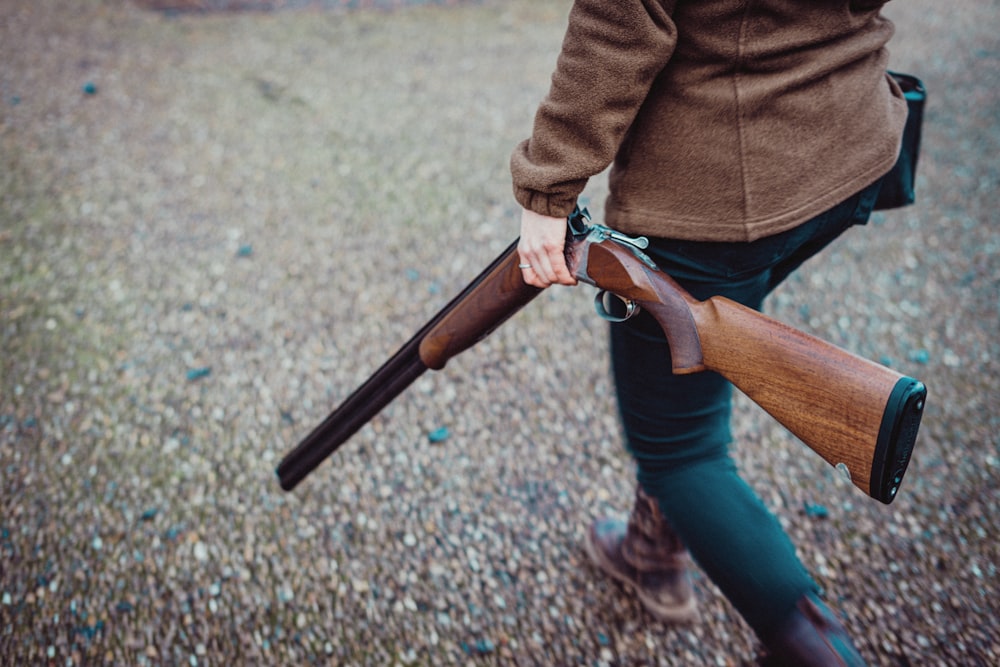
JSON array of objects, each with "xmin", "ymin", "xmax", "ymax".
[
  {"xmin": 473, "ymin": 638, "xmax": 495, "ymax": 654},
  {"xmin": 186, "ymin": 367, "xmax": 212, "ymax": 381},
  {"xmin": 428, "ymin": 426, "xmax": 450, "ymax": 443},
  {"xmin": 804, "ymin": 502, "xmax": 830, "ymax": 519}
]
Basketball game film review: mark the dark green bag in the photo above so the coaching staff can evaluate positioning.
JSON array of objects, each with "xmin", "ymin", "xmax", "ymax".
[{"xmin": 874, "ymin": 72, "xmax": 926, "ymax": 210}]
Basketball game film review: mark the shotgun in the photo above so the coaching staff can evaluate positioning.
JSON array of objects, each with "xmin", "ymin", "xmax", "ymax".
[{"xmin": 277, "ymin": 208, "xmax": 926, "ymax": 503}]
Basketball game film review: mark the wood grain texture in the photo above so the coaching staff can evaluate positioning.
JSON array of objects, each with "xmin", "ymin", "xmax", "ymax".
[
  {"xmin": 573, "ymin": 242, "xmax": 706, "ymax": 373},
  {"xmin": 691, "ymin": 296, "xmax": 903, "ymax": 495},
  {"xmin": 419, "ymin": 249, "xmax": 541, "ymax": 370}
]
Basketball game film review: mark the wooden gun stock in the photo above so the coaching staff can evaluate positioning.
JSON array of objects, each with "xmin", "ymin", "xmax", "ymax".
[
  {"xmin": 694, "ymin": 297, "xmax": 925, "ymax": 503},
  {"xmin": 570, "ymin": 232, "xmax": 926, "ymax": 504}
]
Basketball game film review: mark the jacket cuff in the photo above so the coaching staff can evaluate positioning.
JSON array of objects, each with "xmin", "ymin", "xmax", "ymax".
[{"xmin": 512, "ymin": 185, "xmax": 580, "ymax": 219}]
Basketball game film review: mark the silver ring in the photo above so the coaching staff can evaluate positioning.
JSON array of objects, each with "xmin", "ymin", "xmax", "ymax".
[{"xmin": 518, "ymin": 263, "xmax": 532, "ymax": 269}]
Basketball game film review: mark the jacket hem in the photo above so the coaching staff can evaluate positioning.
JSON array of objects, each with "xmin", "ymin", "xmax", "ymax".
[{"xmin": 605, "ymin": 155, "xmax": 899, "ymax": 243}]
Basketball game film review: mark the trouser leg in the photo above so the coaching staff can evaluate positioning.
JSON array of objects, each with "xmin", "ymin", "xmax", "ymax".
[
  {"xmin": 607, "ymin": 181, "xmax": 883, "ymax": 640},
  {"xmin": 611, "ymin": 315, "xmax": 816, "ymax": 639}
]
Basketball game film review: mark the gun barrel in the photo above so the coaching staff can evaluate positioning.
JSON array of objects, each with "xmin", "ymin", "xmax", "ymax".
[
  {"xmin": 278, "ymin": 239, "xmax": 539, "ymax": 491},
  {"xmin": 276, "ymin": 344, "xmax": 428, "ymax": 491}
]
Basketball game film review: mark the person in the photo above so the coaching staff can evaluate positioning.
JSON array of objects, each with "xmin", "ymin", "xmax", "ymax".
[{"xmin": 510, "ymin": 1, "xmax": 908, "ymax": 665}]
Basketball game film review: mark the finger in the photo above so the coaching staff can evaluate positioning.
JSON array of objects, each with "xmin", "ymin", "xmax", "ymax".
[
  {"xmin": 516, "ymin": 251, "xmax": 546, "ymax": 288},
  {"xmin": 532, "ymin": 251, "xmax": 557, "ymax": 285},
  {"xmin": 519, "ymin": 245, "xmax": 571, "ymax": 287},
  {"xmin": 516, "ymin": 252, "xmax": 539, "ymax": 284},
  {"xmin": 533, "ymin": 242, "xmax": 574, "ymax": 286},
  {"xmin": 521, "ymin": 265, "xmax": 548, "ymax": 288},
  {"xmin": 546, "ymin": 247, "xmax": 577, "ymax": 286}
]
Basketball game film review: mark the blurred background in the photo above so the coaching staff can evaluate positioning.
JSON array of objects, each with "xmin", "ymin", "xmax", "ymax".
[{"xmin": 2, "ymin": 0, "xmax": 997, "ymax": 664}]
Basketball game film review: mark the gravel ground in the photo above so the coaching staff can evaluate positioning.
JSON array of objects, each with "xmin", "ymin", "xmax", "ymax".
[{"xmin": 1, "ymin": 1, "xmax": 998, "ymax": 665}]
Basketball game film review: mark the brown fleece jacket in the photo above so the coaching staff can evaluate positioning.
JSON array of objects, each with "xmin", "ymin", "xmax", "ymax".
[{"xmin": 510, "ymin": 0, "xmax": 909, "ymax": 242}]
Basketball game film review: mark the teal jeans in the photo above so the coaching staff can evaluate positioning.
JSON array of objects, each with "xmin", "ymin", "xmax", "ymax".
[{"xmin": 609, "ymin": 181, "xmax": 882, "ymax": 640}]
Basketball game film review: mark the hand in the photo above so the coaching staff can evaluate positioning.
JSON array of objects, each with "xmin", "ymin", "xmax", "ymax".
[{"xmin": 517, "ymin": 207, "xmax": 578, "ymax": 288}]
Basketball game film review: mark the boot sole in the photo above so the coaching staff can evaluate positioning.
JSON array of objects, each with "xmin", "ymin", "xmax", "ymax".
[{"xmin": 584, "ymin": 528, "xmax": 700, "ymax": 624}]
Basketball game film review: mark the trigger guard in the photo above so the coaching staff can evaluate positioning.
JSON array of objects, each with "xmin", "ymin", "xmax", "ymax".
[{"xmin": 594, "ymin": 290, "xmax": 639, "ymax": 322}]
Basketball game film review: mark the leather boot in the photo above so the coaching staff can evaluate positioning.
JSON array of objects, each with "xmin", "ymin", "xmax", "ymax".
[
  {"xmin": 584, "ymin": 486, "xmax": 699, "ymax": 623},
  {"xmin": 760, "ymin": 592, "xmax": 867, "ymax": 666}
]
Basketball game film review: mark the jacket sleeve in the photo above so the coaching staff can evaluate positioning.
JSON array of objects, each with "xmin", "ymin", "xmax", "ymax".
[{"xmin": 510, "ymin": 0, "xmax": 679, "ymax": 217}]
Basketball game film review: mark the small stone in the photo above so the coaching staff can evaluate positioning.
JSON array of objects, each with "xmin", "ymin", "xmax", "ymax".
[
  {"xmin": 186, "ymin": 367, "xmax": 212, "ymax": 381},
  {"xmin": 942, "ymin": 350, "xmax": 961, "ymax": 367},
  {"xmin": 82, "ymin": 82, "xmax": 97, "ymax": 95},
  {"xmin": 473, "ymin": 638, "xmax": 495, "ymax": 654},
  {"xmin": 804, "ymin": 502, "xmax": 829, "ymax": 519},
  {"xmin": 428, "ymin": 427, "xmax": 449, "ymax": 444}
]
